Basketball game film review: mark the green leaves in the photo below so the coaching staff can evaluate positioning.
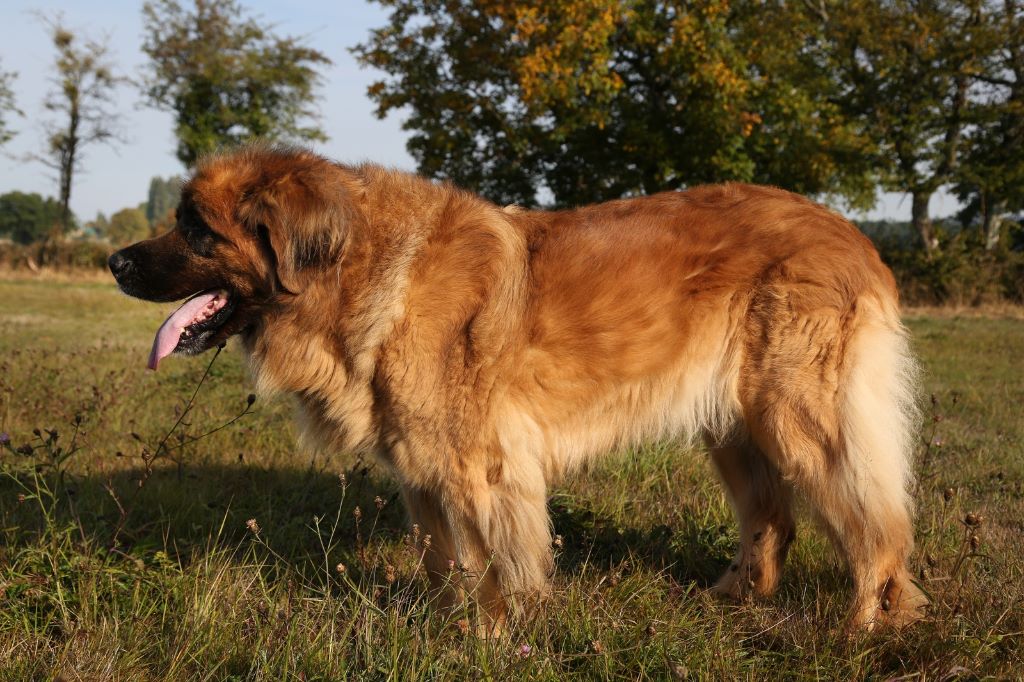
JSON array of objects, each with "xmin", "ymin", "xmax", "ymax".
[
  {"xmin": 140, "ymin": 0, "xmax": 332, "ymax": 168},
  {"xmin": 354, "ymin": 0, "xmax": 878, "ymax": 208},
  {"xmin": 0, "ymin": 59, "xmax": 17, "ymax": 148},
  {"xmin": 0, "ymin": 192, "xmax": 65, "ymax": 245}
]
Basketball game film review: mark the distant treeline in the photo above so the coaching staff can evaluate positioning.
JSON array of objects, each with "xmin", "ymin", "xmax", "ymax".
[
  {"xmin": 0, "ymin": 177, "xmax": 180, "ymax": 247},
  {"xmin": 1, "ymin": 215, "xmax": 1021, "ymax": 306}
]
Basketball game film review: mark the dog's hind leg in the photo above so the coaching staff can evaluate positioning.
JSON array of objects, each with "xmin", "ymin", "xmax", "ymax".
[
  {"xmin": 709, "ymin": 440, "xmax": 796, "ymax": 599},
  {"xmin": 744, "ymin": 302, "xmax": 926, "ymax": 630}
]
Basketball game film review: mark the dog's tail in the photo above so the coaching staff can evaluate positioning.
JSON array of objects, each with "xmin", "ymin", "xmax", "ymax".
[{"xmin": 834, "ymin": 297, "xmax": 925, "ymax": 626}]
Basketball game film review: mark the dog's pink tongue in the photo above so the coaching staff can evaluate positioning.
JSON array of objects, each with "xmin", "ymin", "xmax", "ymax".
[{"xmin": 147, "ymin": 292, "xmax": 219, "ymax": 371}]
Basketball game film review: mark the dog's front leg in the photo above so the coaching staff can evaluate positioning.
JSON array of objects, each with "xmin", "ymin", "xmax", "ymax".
[{"xmin": 401, "ymin": 459, "xmax": 552, "ymax": 636}]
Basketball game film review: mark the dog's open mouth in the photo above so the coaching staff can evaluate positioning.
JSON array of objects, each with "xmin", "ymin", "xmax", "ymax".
[{"xmin": 148, "ymin": 289, "xmax": 234, "ymax": 370}]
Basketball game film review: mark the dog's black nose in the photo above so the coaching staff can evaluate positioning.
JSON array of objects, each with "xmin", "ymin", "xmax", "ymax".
[{"xmin": 108, "ymin": 251, "xmax": 131, "ymax": 278}]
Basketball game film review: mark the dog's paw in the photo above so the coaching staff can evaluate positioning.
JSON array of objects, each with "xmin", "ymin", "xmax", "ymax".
[{"xmin": 848, "ymin": 573, "xmax": 928, "ymax": 632}]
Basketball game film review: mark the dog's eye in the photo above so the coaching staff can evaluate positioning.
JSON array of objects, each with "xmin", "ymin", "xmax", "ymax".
[{"xmin": 180, "ymin": 221, "xmax": 217, "ymax": 256}]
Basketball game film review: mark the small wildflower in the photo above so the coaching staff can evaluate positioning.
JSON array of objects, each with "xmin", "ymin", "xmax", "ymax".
[
  {"xmin": 517, "ymin": 643, "xmax": 532, "ymax": 658},
  {"xmin": 353, "ymin": 506, "xmax": 362, "ymax": 522},
  {"xmin": 422, "ymin": 534, "xmax": 432, "ymax": 549},
  {"xmin": 943, "ymin": 488, "xmax": 955, "ymax": 502},
  {"xmin": 338, "ymin": 472, "xmax": 346, "ymax": 486},
  {"xmin": 335, "ymin": 562, "xmax": 347, "ymax": 574},
  {"xmin": 553, "ymin": 534, "xmax": 563, "ymax": 549},
  {"xmin": 964, "ymin": 512, "xmax": 982, "ymax": 527},
  {"xmin": 931, "ymin": 435, "xmax": 944, "ymax": 447},
  {"xmin": 590, "ymin": 639, "xmax": 603, "ymax": 654},
  {"xmin": 16, "ymin": 444, "xmax": 32, "ymax": 455},
  {"xmin": 246, "ymin": 518, "xmax": 260, "ymax": 534},
  {"xmin": 412, "ymin": 524, "xmax": 420, "ymax": 541},
  {"xmin": 448, "ymin": 559, "xmax": 456, "ymax": 571},
  {"xmin": 374, "ymin": 495, "xmax": 385, "ymax": 510},
  {"xmin": 0, "ymin": 432, "xmax": 10, "ymax": 445},
  {"xmin": 671, "ymin": 663, "xmax": 690, "ymax": 680}
]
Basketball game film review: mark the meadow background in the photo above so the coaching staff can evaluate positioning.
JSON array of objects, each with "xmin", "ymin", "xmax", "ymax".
[{"xmin": 0, "ymin": 277, "xmax": 1021, "ymax": 680}]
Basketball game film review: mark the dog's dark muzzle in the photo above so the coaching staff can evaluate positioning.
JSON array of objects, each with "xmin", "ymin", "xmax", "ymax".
[
  {"xmin": 108, "ymin": 249, "xmax": 133, "ymax": 280},
  {"xmin": 107, "ymin": 238, "xmax": 208, "ymax": 303}
]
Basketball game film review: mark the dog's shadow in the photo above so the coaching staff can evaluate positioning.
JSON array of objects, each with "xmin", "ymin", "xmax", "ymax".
[
  {"xmin": 9, "ymin": 458, "xmax": 726, "ymax": 588},
  {"xmin": 548, "ymin": 497, "xmax": 728, "ymax": 587}
]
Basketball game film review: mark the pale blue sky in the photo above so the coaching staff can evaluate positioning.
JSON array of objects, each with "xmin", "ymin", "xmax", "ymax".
[{"xmin": 0, "ymin": 1, "xmax": 958, "ymax": 222}]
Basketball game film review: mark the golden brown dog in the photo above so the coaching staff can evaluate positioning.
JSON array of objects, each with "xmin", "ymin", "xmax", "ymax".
[{"xmin": 109, "ymin": 145, "xmax": 926, "ymax": 632}]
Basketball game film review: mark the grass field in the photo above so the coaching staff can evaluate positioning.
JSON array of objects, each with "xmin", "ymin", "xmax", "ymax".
[{"xmin": 0, "ymin": 276, "xmax": 1021, "ymax": 680}]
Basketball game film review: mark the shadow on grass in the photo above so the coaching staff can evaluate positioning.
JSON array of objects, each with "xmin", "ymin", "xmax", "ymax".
[
  {"xmin": 2, "ymin": 458, "xmax": 728, "ymax": 588},
  {"xmin": 549, "ymin": 498, "xmax": 727, "ymax": 588}
]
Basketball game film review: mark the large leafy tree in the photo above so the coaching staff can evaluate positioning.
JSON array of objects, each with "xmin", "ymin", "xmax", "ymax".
[
  {"xmin": 145, "ymin": 175, "xmax": 182, "ymax": 226},
  {"xmin": 106, "ymin": 206, "xmax": 151, "ymax": 245},
  {"xmin": 953, "ymin": 0, "xmax": 1024, "ymax": 250},
  {"xmin": 355, "ymin": 0, "xmax": 875, "ymax": 207},
  {"xmin": 0, "ymin": 191, "xmax": 66, "ymax": 244},
  {"xmin": 141, "ymin": 0, "xmax": 332, "ymax": 167},
  {"xmin": 35, "ymin": 19, "xmax": 124, "ymax": 232},
  {"xmin": 818, "ymin": 0, "xmax": 1003, "ymax": 253}
]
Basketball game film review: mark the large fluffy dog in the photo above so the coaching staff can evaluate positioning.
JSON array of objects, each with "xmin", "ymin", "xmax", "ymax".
[{"xmin": 109, "ymin": 145, "xmax": 925, "ymax": 631}]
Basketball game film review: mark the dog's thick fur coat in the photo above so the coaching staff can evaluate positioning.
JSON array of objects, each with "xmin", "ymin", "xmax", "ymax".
[{"xmin": 115, "ymin": 146, "xmax": 926, "ymax": 631}]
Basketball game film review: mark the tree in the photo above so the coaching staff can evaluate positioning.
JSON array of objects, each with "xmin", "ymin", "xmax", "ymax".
[
  {"xmin": 354, "ymin": 1, "xmax": 875, "ymax": 208},
  {"xmin": 84, "ymin": 211, "xmax": 110, "ymax": 239},
  {"xmin": 0, "ymin": 191, "xmax": 65, "ymax": 244},
  {"xmin": 106, "ymin": 207, "xmax": 151, "ymax": 245},
  {"xmin": 34, "ymin": 18, "xmax": 125, "ymax": 233},
  {"xmin": 954, "ymin": 0, "xmax": 1024, "ymax": 250},
  {"xmin": 145, "ymin": 175, "xmax": 182, "ymax": 226},
  {"xmin": 0, "ymin": 58, "xmax": 18, "ymax": 147},
  {"xmin": 140, "ymin": 0, "xmax": 332, "ymax": 167},
  {"xmin": 818, "ymin": 0, "xmax": 1003, "ymax": 253}
]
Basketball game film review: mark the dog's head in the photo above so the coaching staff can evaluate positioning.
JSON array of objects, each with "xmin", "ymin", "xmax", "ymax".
[{"xmin": 108, "ymin": 146, "xmax": 354, "ymax": 369}]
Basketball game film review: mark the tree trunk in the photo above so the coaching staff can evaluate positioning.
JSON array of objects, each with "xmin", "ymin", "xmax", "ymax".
[
  {"xmin": 57, "ymin": 98, "xmax": 80, "ymax": 234},
  {"xmin": 983, "ymin": 198, "xmax": 1008, "ymax": 251},
  {"xmin": 59, "ymin": 150, "xmax": 73, "ymax": 232},
  {"xmin": 911, "ymin": 191, "xmax": 938, "ymax": 254}
]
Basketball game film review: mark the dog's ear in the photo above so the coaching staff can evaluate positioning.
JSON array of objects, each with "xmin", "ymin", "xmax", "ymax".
[{"xmin": 238, "ymin": 162, "xmax": 349, "ymax": 294}]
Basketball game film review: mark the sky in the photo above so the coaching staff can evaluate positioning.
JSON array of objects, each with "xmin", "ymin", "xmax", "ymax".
[{"xmin": 0, "ymin": 1, "xmax": 959, "ymax": 223}]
